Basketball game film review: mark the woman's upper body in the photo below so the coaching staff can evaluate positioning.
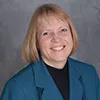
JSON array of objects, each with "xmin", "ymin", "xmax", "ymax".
[
  {"xmin": 0, "ymin": 57, "xmax": 100, "ymax": 100},
  {"xmin": 0, "ymin": 3, "xmax": 100, "ymax": 100}
]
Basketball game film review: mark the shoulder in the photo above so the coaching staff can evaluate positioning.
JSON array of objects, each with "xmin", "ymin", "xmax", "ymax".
[
  {"xmin": 8, "ymin": 63, "xmax": 35, "ymax": 84},
  {"xmin": 1, "ymin": 63, "xmax": 38, "ymax": 99},
  {"xmin": 68, "ymin": 57, "xmax": 98, "ymax": 77},
  {"xmin": 3, "ymin": 63, "xmax": 36, "ymax": 92},
  {"xmin": 68, "ymin": 58, "xmax": 100, "ymax": 100},
  {"xmin": 69, "ymin": 57, "xmax": 100, "ymax": 86},
  {"xmin": 69, "ymin": 57, "xmax": 96, "ymax": 71}
]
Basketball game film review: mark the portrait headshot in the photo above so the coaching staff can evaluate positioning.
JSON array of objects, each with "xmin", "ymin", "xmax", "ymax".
[{"xmin": 0, "ymin": 1, "xmax": 100, "ymax": 100}]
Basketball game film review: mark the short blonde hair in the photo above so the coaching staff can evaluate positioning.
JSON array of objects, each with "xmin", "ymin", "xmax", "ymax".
[{"xmin": 22, "ymin": 3, "xmax": 79, "ymax": 63}]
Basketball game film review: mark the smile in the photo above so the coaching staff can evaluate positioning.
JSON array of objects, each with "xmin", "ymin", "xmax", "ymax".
[{"xmin": 51, "ymin": 46, "xmax": 65, "ymax": 51}]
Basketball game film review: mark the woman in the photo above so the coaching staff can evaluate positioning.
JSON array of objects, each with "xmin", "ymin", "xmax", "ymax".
[{"xmin": 0, "ymin": 3, "xmax": 100, "ymax": 100}]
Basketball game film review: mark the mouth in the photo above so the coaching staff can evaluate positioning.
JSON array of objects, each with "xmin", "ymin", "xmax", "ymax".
[{"xmin": 51, "ymin": 45, "xmax": 66, "ymax": 51}]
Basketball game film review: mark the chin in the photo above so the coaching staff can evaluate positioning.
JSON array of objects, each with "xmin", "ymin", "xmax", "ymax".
[{"xmin": 52, "ymin": 57, "xmax": 67, "ymax": 62}]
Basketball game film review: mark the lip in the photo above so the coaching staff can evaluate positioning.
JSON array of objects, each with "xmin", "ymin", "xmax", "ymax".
[{"xmin": 50, "ymin": 45, "xmax": 66, "ymax": 51}]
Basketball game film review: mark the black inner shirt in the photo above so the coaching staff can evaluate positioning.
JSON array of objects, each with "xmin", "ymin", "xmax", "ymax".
[{"xmin": 45, "ymin": 62, "xmax": 69, "ymax": 100}]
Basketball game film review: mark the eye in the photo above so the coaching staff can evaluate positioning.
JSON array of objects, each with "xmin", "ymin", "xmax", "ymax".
[
  {"xmin": 61, "ymin": 28, "xmax": 67, "ymax": 32},
  {"xmin": 42, "ymin": 32, "xmax": 48, "ymax": 36}
]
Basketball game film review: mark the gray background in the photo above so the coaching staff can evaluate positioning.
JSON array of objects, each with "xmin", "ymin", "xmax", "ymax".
[{"xmin": 0, "ymin": 0, "xmax": 100, "ymax": 95}]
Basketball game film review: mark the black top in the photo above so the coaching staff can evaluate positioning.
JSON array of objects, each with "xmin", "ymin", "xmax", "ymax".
[{"xmin": 45, "ymin": 62, "xmax": 69, "ymax": 100}]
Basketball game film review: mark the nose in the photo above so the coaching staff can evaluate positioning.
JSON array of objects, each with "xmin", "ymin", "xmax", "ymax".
[{"xmin": 51, "ymin": 32, "xmax": 60, "ymax": 43}]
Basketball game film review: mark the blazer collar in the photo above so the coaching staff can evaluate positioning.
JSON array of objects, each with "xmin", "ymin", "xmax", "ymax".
[{"xmin": 32, "ymin": 57, "xmax": 83, "ymax": 100}]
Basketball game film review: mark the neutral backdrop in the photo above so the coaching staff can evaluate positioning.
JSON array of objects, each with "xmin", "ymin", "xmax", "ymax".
[{"xmin": 0, "ymin": 0, "xmax": 100, "ymax": 95}]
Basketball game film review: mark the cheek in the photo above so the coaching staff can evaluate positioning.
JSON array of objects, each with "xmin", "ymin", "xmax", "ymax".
[
  {"xmin": 69, "ymin": 38, "xmax": 73, "ymax": 47},
  {"xmin": 65, "ymin": 34, "xmax": 73, "ymax": 42},
  {"xmin": 69, "ymin": 36, "xmax": 73, "ymax": 43},
  {"xmin": 38, "ymin": 40, "xmax": 50, "ymax": 51},
  {"xmin": 68, "ymin": 34, "xmax": 73, "ymax": 42},
  {"xmin": 65, "ymin": 36, "xmax": 73, "ymax": 48}
]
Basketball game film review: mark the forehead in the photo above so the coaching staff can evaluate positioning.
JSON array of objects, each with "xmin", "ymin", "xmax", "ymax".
[{"xmin": 38, "ymin": 16, "xmax": 69, "ymax": 31}]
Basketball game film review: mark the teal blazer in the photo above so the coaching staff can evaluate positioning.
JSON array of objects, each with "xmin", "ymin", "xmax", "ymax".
[{"xmin": 0, "ymin": 57, "xmax": 100, "ymax": 100}]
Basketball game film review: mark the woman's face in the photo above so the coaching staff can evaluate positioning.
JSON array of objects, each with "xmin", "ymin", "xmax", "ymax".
[{"xmin": 37, "ymin": 18, "xmax": 73, "ymax": 66}]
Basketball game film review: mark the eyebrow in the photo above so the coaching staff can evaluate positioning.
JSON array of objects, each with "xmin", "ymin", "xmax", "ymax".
[{"xmin": 43, "ymin": 26, "xmax": 67, "ymax": 31}]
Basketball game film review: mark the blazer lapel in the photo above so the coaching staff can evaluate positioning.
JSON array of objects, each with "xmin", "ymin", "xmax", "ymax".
[
  {"xmin": 68, "ymin": 58, "xmax": 84, "ymax": 100},
  {"xmin": 32, "ymin": 58, "xmax": 63, "ymax": 100}
]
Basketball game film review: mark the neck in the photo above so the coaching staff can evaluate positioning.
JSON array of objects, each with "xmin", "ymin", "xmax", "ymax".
[{"xmin": 42, "ymin": 58, "xmax": 67, "ymax": 69}]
